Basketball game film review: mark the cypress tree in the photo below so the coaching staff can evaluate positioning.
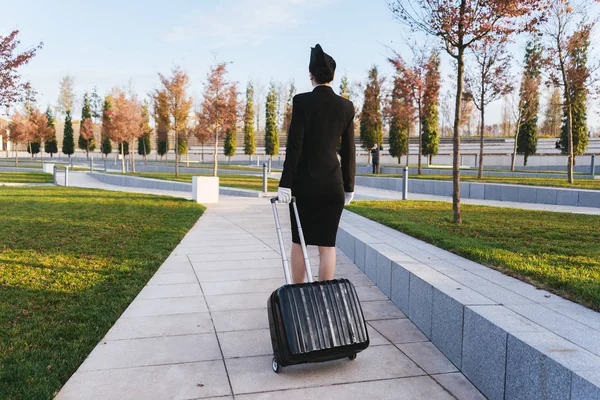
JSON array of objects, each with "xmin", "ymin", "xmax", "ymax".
[
  {"xmin": 243, "ymin": 82, "xmax": 256, "ymax": 158},
  {"xmin": 421, "ymin": 51, "xmax": 440, "ymax": 164},
  {"xmin": 137, "ymin": 102, "xmax": 152, "ymax": 160},
  {"xmin": 44, "ymin": 106, "xmax": 58, "ymax": 157},
  {"xmin": 101, "ymin": 97, "xmax": 113, "ymax": 157},
  {"xmin": 78, "ymin": 93, "xmax": 96, "ymax": 157},
  {"xmin": 27, "ymin": 141, "xmax": 41, "ymax": 156},
  {"xmin": 224, "ymin": 128, "xmax": 236, "ymax": 161},
  {"xmin": 118, "ymin": 141, "xmax": 129, "ymax": 156},
  {"xmin": 360, "ymin": 66, "xmax": 383, "ymax": 158},
  {"xmin": 517, "ymin": 41, "xmax": 543, "ymax": 166},
  {"xmin": 178, "ymin": 135, "xmax": 187, "ymax": 158},
  {"xmin": 62, "ymin": 110, "xmax": 75, "ymax": 157},
  {"xmin": 264, "ymin": 83, "xmax": 279, "ymax": 159},
  {"xmin": 156, "ymin": 126, "xmax": 168, "ymax": 159}
]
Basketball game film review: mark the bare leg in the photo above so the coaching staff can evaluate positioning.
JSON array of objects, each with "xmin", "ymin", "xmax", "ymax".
[
  {"xmin": 290, "ymin": 243, "xmax": 305, "ymax": 284},
  {"xmin": 318, "ymin": 246, "xmax": 336, "ymax": 281}
]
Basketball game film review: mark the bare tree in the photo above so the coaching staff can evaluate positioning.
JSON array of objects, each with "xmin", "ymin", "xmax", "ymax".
[{"xmin": 56, "ymin": 74, "xmax": 76, "ymax": 118}]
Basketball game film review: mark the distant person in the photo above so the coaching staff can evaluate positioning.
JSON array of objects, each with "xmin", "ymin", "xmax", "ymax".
[
  {"xmin": 277, "ymin": 44, "xmax": 356, "ymax": 283},
  {"xmin": 371, "ymin": 144, "xmax": 380, "ymax": 174}
]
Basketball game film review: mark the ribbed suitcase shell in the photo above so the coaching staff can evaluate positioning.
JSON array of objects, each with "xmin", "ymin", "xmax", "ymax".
[{"xmin": 268, "ymin": 278, "xmax": 369, "ymax": 367}]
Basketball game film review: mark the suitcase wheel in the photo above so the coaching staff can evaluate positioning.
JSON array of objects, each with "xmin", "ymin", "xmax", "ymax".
[
  {"xmin": 272, "ymin": 357, "xmax": 282, "ymax": 373},
  {"xmin": 348, "ymin": 353, "xmax": 357, "ymax": 361}
]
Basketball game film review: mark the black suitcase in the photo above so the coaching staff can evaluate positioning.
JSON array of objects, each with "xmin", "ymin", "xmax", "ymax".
[{"xmin": 267, "ymin": 196, "xmax": 369, "ymax": 373}]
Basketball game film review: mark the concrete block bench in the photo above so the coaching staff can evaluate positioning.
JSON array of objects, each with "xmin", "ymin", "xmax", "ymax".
[{"xmin": 336, "ymin": 210, "xmax": 600, "ymax": 400}]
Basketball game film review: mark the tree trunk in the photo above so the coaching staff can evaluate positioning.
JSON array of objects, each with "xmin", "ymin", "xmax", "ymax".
[
  {"xmin": 28, "ymin": 142, "xmax": 32, "ymax": 160},
  {"xmin": 567, "ymin": 104, "xmax": 574, "ymax": 183},
  {"xmin": 398, "ymin": 155, "xmax": 402, "ymax": 165},
  {"xmin": 175, "ymin": 131, "xmax": 179, "ymax": 178},
  {"xmin": 186, "ymin": 152, "xmax": 189, "ymax": 168},
  {"xmin": 121, "ymin": 141, "xmax": 125, "ymax": 173},
  {"xmin": 406, "ymin": 125, "xmax": 410, "ymax": 167},
  {"xmin": 478, "ymin": 105, "xmax": 485, "ymax": 179},
  {"xmin": 511, "ymin": 119, "xmax": 520, "ymax": 172},
  {"xmin": 130, "ymin": 141, "xmax": 136, "ymax": 173},
  {"xmin": 418, "ymin": 102, "xmax": 422, "ymax": 175},
  {"xmin": 213, "ymin": 131, "xmax": 219, "ymax": 177},
  {"xmin": 452, "ymin": 46, "xmax": 465, "ymax": 224},
  {"xmin": 202, "ymin": 143, "xmax": 205, "ymax": 163},
  {"xmin": 15, "ymin": 145, "xmax": 18, "ymax": 167}
]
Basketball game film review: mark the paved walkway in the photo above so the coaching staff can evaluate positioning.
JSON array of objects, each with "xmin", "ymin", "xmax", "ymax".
[{"xmin": 56, "ymin": 196, "xmax": 483, "ymax": 399}]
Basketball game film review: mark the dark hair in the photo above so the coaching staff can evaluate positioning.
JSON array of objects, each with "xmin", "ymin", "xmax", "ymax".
[{"xmin": 311, "ymin": 66, "xmax": 334, "ymax": 84}]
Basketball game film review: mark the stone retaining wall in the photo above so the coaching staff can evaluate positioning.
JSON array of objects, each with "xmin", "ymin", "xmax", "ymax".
[
  {"xmin": 355, "ymin": 176, "xmax": 600, "ymax": 208},
  {"xmin": 336, "ymin": 211, "xmax": 600, "ymax": 399}
]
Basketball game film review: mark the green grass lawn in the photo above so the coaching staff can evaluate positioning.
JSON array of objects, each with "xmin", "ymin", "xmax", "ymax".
[
  {"xmin": 0, "ymin": 187, "xmax": 204, "ymax": 399},
  {"xmin": 362, "ymin": 173, "xmax": 600, "ymax": 190},
  {"xmin": 347, "ymin": 201, "xmax": 600, "ymax": 311},
  {"xmin": 124, "ymin": 172, "xmax": 280, "ymax": 192},
  {"xmin": 0, "ymin": 172, "xmax": 53, "ymax": 184}
]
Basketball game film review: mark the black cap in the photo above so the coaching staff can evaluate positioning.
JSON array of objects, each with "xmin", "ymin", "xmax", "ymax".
[{"xmin": 309, "ymin": 44, "xmax": 336, "ymax": 76}]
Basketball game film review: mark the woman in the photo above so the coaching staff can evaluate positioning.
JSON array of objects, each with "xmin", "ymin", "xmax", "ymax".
[{"xmin": 277, "ymin": 44, "xmax": 356, "ymax": 284}]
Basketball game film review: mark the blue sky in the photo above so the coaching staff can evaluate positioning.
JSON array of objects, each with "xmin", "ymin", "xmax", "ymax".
[{"xmin": 3, "ymin": 0, "xmax": 599, "ymax": 127}]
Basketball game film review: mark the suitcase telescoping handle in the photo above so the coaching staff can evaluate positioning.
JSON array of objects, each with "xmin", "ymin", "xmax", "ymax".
[{"xmin": 270, "ymin": 196, "xmax": 313, "ymax": 285}]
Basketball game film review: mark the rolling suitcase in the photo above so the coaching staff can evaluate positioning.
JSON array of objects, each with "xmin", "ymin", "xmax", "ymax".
[{"xmin": 267, "ymin": 196, "xmax": 369, "ymax": 373}]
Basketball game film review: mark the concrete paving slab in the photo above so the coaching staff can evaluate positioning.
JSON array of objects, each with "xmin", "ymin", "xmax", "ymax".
[
  {"xmin": 219, "ymin": 329, "xmax": 272, "ymax": 358},
  {"xmin": 212, "ymin": 309, "xmax": 269, "ymax": 332},
  {"xmin": 398, "ymin": 342, "xmax": 459, "ymax": 375},
  {"xmin": 201, "ymin": 278, "xmax": 284, "ymax": 296},
  {"xmin": 361, "ymin": 300, "xmax": 407, "ymax": 321},
  {"xmin": 104, "ymin": 313, "xmax": 214, "ymax": 340},
  {"xmin": 121, "ymin": 296, "xmax": 208, "ymax": 317},
  {"xmin": 79, "ymin": 333, "xmax": 222, "ymax": 371},
  {"xmin": 56, "ymin": 361, "xmax": 231, "ymax": 400},
  {"xmin": 369, "ymin": 318, "xmax": 429, "ymax": 344},
  {"xmin": 432, "ymin": 373, "xmax": 486, "ymax": 400},
  {"xmin": 146, "ymin": 271, "xmax": 198, "ymax": 286},
  {"xmin": 226, "ymin": 345, "xmax": 424, "ymax": 395},
  {"xmin": 136, "ymin": 283, "xmax": 202, "ymax": 299},
  {"xmin": 235, "ymin": 376, "xmax": 453, "ymax": 400},
  {"xmin": 205, "ymin": 292, "xmax": 270, "ymax": 312}
]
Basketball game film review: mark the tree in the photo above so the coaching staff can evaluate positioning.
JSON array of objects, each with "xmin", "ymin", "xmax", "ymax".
[
  {"xmin": 118, "ymin": 141, "xmax": 129, "ymax": 156},
  {"xmin": 152, "ymin": 89, "xmax": 170, "ymax": 161},
  {"xmin": 8, "ymin": 111, "xmax": 33, "ymax": 166},
  {"xmin": 339, "ymin": 75, "xmax": 351, "ymax": 99},
  {"xmin": 195, "ymin": 63, "xmax": 237, "ymax": 176},
  {"xmin": 0, "ymin": 30, "xmax": 42, "ymax": 109},
  {"xmin": 388, "ymin": 0, "xmax": 547, "ymax": 223},
  {"xmin": 385, "ymin": 74, "xmax": 409, "ymax": 164},
  {"xmin": 90, "ymin": 87, "xmax": 103, "ymax": 123},
  {"xmin": 178, "ymin": 133, "xmax": 188, "ymax": 167},
  {"xmin": 544, "ymin": 0, "xmax": 594, "ymax": 182},
  {"xmin": 360, "ymin": 66, "xmax": 383, "ymax": 163},
  {"xmin": 541, "ymin": 86, "xmax": 562, "ymax": 137},
  {"xmin": 224, "ymin": 128, "xmax": 236, "ymax": 162},
  {"xmin": 281, "ymin": 83, "xmax": 295, "ymax": 133},
  {"xmin": 158, "ymin": 66, "xmax": 193, "ymax": 177},
  {"xmin": 100, "ymin": 96, "xmax": 113, "ymax": 158},
  {"xmin": 421, "ymin": 51, "xmax": 442, "ymax": 166},
  {"xmin": 513, "ymin": 41, "xmax": 543, "ymax": 169},
  {"xmin": 56, "ymin": 75, "xmax": 76, "ymax": 118},
  {"xmin": 62, "ymin": 110, "xmax": 75, "ymax": 157},
  {"xmin": 44, "ymin": 107, "xmax": 58, "ymax": 157},
  {"xmin": 27, "ymin": 108, "xmax": 53, "ymax": 159},
  {"xmin": 516, "ymin": 41, "xmax": 543, "ymax": 166},
  {"xmin": 138, "ymin": 101, "xmax": 152, "ymax": 163},
  {"xmin": 264, "ymin": 83, "xmax": 279, "ymax": 160},
  {"xmin": 243, "ymin": 82, "xmax": 256, "ymax": 159},
  {"xmin": 465, "ymin": 40, "xmax": 513, "ymax": 177},
  {"xmin": 105, "ymin": 93, "xmax": 143, "ymax": 173},
  {"xmin": 556, "ymin": 22, "xmax": 592, "ymax": 165},
  {"xmin": 78, "ymin": 92, "xmax": 96, "ymax": 158}
]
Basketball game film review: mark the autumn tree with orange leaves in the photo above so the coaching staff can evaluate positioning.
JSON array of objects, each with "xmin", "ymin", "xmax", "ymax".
[
  {"xmin": 8, "ymin": 112, "xmax": 33, "ymax": 166},
  {"xmin": 465, "ymin": 39, "xmax": 513, "ymax": 178},
  {"xmin": 158, "ymin": 67, "xmax": 193, "ymax": 178},
  {"xmin": 0, "ymin": 30, "xmax": 42, "ymax": 109},
  {"xmin": 388, "ymin": 0, "xmax": 547, "ymax": 223},
  {"xmin": 105, "ymin": 92, "xmax": 143, "ymax": 173},
  {"xmin": 27, "ymin": 108, "xmax": 53, "ymax": 160},
  {"xmin": 196, "ymin": 63, "xmax": 238, "ymax": 177}
]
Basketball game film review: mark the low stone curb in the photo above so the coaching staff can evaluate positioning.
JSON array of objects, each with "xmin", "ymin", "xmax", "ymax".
[
  {"xmin": 355, "ymin": 176, "xmax": 600, "ymax": 208},
  {"xmin": 88, "ymin": 172, "xmax": 275, "ymax": 198},
  {"xmin": 336, "ymin": 211, "xmax": 600, "ymax": 400}
]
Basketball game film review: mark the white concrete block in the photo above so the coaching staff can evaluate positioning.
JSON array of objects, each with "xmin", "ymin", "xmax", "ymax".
[
  {"xmin": 192, "ymin": 176, "xmax": 219, "ymax": 204},
  {"xmin": 43, "ymin": 163, "xmax": 55, "ymax": 174}
]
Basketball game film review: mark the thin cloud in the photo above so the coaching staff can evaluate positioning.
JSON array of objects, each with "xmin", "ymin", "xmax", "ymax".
[{"xmin": 163, "ymin": 0, "xmax": 336, "ymax": 47}]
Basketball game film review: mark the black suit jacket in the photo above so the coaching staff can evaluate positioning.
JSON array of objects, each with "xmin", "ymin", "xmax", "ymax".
[{"xmin": 279, "ymin": 85, "xmax": 356, "ymax": 193}]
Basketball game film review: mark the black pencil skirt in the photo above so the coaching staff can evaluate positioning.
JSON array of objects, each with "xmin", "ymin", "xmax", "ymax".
[{"xmin": 290, "ymin": 183, "xmax": 345, "ymax": 247}]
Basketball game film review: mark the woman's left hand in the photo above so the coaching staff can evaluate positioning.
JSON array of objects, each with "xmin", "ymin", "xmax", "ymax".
[{"xmin": 344, "ymin": 192, "xmax": 354, "ymax": 205}]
